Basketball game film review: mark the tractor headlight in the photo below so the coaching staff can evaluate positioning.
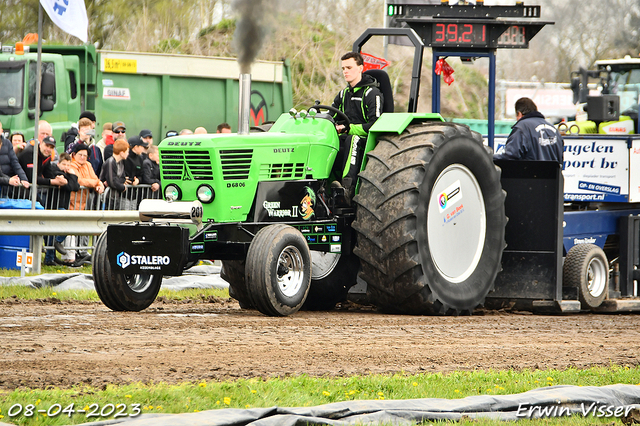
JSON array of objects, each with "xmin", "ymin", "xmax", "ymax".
[
  {"xmin": 196, "ymin": 185, "xmax": 215, "ymax": 204},
  {"xmin": 164, "ymin": 184, "xmax": 181, "ymax": 202}
]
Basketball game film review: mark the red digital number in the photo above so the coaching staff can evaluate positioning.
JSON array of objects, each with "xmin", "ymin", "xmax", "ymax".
[
  {"xmin": 447, "ymin": 23, "xmax": 458, "ymax": 42},
  {"xmin": 461, "ymin": 24, "xmax": 472, "ymax": 43},
  {"xmin": 435, "ymin": 23, "xmax": 445, "ymax": 42}
]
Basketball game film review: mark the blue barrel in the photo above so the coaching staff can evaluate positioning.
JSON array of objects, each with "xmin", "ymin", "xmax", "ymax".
[
  {"xmin": 0, "ymin": 235, "xmax": 30, "ymax": 270},
  {"xmin": 0, "ymin": 198, "xmax": 42, "ymax": 270}
]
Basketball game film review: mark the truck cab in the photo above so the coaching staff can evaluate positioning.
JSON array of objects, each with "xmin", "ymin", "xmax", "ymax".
[{"xmin": 0, "ymin": 43, "xmax": 83, "ymax": 145}]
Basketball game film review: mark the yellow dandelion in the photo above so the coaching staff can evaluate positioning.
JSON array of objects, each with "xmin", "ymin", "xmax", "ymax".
[
  {"xmin": 52, "ymin": 292, "xmax": 57, "ymax": 296},
  {"xmin": 199, "ymin": 382, "xmax": 207, "ymax": 388},
  {"xmin": 194, "ymin": 409, "xmax": 200, "ymax": 413},
  {"xmin": 36, "ymin": 399, "xmax": 41, "ymax": 405},
  {"xmin": 156, "ymin": 406, "xmax": 163, "ymax": 410},
  {"xmin": 251, "ymin": 390, "xmax": 257, "ymax": 394},
  {"xmin": 454, "ymin": 390, "xmax": 460, "ymax": 393},
  {"xmin": 547, "ymin": 377, "xmax": 553, "ymax": 381},
  {"xmin": 412, "ymin": 382, "xmax": 418, "ymax": 387},
  {"xmin": 223, "ymin": 397, "xmax": 231, "ymax": 405},
  {"xmin": 84, "ymin": 405, "xmax": 90, "ymax": 411},
  {"xmin": 487, "ymin": 389, "xmax": 492, "ymax": 393},
  {"xmin": 349, "ymin": 390, "xmax": 356, "ymax": 395},
  {"xmin": 216, "ymin": 401, "xmax": 220, "ymax": 405},
  {"xmin": 0, "ymin": 415, "xmax": 4, "ymax": 419},
  {"xmin": 322, "ymin": 391, "xmax": 331, "ymax": 396},
  {"xmin": 245, "ymin": 404, "xmax": 250, "ymax": 408},
  {"xmin": 379, "ymin": 397, "xmax": 385, "ymax": 400},
  {"xmin": 125, "ymin": 395, "xmax": 132, "ymax": 398}
]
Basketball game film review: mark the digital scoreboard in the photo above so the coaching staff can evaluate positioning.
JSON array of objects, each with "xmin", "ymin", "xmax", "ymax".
[{"xmin": 387, "ymin": 3, "xmax": 551, "ymax": 50}]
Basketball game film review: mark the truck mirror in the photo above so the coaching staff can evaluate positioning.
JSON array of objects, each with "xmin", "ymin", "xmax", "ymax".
[
  {"xmin": 41, "ymin": 98, "xmax": 54, "ymax": 112},
  {"xmin": 41, "ymin": 72, "xmax": 55, "ymax": 97},
  {"xmin": 570, "ymin": 77, "xmax": 580, "ymax": 104}
]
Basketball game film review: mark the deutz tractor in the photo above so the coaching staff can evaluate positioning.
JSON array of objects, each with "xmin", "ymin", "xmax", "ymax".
[{"xmin": 93, "ymin": 28, "xmax": 508, "ymax": 317}]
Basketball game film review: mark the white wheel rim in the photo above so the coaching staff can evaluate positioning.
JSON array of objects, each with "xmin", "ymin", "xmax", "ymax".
[
  {"xmin": 277, "ymin": 245, "xmax": 305, "ymax": 297},
  {"xmin": 311, "ymin": 252, "xmax": 341, "ymax": 280},
  {"xmin": 427, "ymin": 164, "xmax": 486, "ymax": 283},
  {"xmin": 586, "ymin": 256, "xmax": 607, "ymax": 298}
]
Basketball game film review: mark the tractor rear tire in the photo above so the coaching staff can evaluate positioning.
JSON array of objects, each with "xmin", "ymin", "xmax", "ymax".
[
  {"xmin": 221, "ymin": 260, "xmax": 253, "ymax": 309},
  {"xmin": 563, "ymin": 243, "xmax": 608, "ymax": 309},
  {"xmin": 302, "ymin": 252, "xmax": 360, "ymax": 310},
  {"xmin": 245, "ymin": 224, "xmax": 311, "ymax": 316},
  {"xmin": 93, "ymin": 231, "xmax": 163, "ymax": 311},
  {"xmin": 353, "ymin": 122, "xmax": 506, "ymax": 315}
]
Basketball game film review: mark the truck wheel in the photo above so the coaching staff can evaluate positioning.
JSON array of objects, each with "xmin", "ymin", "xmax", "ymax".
[
  {"xmin": 563, "ymin": 243, "xmax": 608, "ymax": 309},
  {"xmin": 93, "ymin": 231, "xmax": 162, "ymax": 312},
  {"xmin": 245, "ymin": 224, "xmax": 311, "ymax": 316},
  {"xmin": 302, "ymin": 252, "xmax": 359, "ymax": 310},
  {"xmin": 221, "ymin": 260, "xmax": 253, "ymax": 309},
  {"xmin": 353, "ymin": 122, "xmax": 506, "ymax": 315}
]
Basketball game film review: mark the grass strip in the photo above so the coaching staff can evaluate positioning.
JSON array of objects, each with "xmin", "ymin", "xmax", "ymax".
[
  {"xmin": 0, "ymin": 285, "xmax": 229, "ymax": 302},
  {"xmin": 0, "ymin": 366, "xmax": 638, "ymax": 425}
]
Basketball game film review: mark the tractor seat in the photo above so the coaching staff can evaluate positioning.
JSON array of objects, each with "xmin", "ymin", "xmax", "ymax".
[{"xmin": 364, "ymin": 69, "xmax": 394, "ymax": 113}]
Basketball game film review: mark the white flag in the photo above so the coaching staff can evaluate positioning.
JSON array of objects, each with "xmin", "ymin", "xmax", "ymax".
[{"xmin": 40, "ymin": 0, "xmax": 88, "ymax": 43}]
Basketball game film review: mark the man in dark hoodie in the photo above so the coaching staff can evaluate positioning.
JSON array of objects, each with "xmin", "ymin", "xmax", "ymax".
[
  {"xmin": 493, "ymin": 97, "xmax": 563, "ymax": 162},
  {"xmin": 18, "ymin": 136, "xmax": 68, "ymax": 188},
  {"xmin": 330, "ymin": 51, "xmax": 383, "ymax": 203}
]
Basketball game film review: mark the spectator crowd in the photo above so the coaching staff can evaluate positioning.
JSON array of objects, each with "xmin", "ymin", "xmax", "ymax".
[{"xmin": 0, "ymin": 113, "xmax": 232, "ymax": 265}]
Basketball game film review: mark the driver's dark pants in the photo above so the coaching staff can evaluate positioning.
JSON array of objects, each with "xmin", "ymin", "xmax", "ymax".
[{"xmin": 331, "ymin": 133, "xmax": 365, "ymax": 198}]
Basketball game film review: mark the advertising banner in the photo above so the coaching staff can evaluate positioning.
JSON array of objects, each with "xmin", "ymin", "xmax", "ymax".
[{"xmin": 563, "ymin": 137, "xmax": 629, "ymax": 202}]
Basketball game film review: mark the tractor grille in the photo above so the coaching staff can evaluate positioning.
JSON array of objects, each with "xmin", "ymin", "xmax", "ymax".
[
  {"xmin": 220, "ymin": 149, "xmax": 253, "ymax": 180},
  {"xmin": 259, "ymin": 163, "xmax": 306, "ymax": 180},
  {"xmin": 161, "ymin": 150, "xmax": 213, "ymax": 181}
]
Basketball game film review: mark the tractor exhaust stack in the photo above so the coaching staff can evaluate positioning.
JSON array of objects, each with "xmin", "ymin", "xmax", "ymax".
[{"xmin": 238, "ymin": 73, "xmax": 251, "ymax": 135}]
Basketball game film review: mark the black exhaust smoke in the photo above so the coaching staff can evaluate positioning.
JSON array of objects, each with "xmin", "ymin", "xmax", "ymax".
[{"xmin": 232, "ymin": 0, "xmax": 274, "ymax": 134}]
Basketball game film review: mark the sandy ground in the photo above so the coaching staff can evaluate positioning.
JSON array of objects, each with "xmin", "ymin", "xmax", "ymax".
[{"xmin": 0, "ymin": 298, "xmax": 639, "ymax": 390}]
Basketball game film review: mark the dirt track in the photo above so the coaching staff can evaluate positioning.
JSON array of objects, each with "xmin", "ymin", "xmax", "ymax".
[{"xmin": 1, "ymin": 298, "xmax": 639, "ymax": 390}]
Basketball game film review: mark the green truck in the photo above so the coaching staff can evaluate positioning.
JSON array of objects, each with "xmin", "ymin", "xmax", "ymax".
[{"xmin": 0, "ymin": 44, "xmax": 292, "ymax": 148}]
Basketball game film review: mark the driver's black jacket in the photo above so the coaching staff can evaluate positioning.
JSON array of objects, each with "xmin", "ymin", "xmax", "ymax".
[{"xmin": 331, "ymin": 73, "xmax": 383, "ymax": 137}]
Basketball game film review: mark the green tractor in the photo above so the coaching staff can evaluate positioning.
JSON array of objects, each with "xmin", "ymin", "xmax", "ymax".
[{"xmin": 93, "ymin": 28, "xmax": 507, "ymax": 316}]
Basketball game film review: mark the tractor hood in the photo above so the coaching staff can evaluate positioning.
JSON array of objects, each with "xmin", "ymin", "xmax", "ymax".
[{"xmin": 157, "ymin": 112, "xmax": 340, "ymax": 223}]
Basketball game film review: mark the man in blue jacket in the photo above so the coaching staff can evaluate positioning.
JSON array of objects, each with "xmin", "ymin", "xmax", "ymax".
[{"xmin": 494, "ymin": 97, "xmax": 563, "ymax": 162}]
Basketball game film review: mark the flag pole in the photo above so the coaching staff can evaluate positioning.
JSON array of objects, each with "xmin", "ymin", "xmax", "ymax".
[
  {"xmin": 31, "ymin": 3, "xmax": 44, "ymax": 273},
  {"xmin": 32, "ymin": 3, "xmax": 43, "ymax": 211}
]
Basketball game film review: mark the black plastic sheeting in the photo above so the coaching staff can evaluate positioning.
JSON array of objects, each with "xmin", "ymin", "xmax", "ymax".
[
  {"xmin": 25, "ymin": 384, "xmax": 638, "ymax": 426},
  {"xmin": 0, "ymin": 265, "xmax": 228, "ymax": 292}
]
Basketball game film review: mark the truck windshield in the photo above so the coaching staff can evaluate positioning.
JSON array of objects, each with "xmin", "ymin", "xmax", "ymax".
[
  {"xmin": 0, "ymin": 61, "xmax": 25, "ymax": 115},
  {"xmin": 608, "ymin": 68, "xmax": 640, "ymax": 114}
]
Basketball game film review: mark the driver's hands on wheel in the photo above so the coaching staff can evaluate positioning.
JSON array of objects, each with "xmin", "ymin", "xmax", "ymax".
[{"xmin": 336, "ymin": 123, "xmax": 350, "ymax": 134}]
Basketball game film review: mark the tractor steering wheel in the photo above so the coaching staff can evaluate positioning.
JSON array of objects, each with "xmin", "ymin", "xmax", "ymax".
[{"xmin": 309, "ymin": 104, "xmax": 351, "ymax": 132}]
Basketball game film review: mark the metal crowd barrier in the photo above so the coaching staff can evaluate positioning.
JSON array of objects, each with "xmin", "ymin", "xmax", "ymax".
[
  {"xmin": 1, "ymin": 184, "xmax": 160, "ymax": 211},
  {"xmin": 0, "ymin": 184, "xmax": 161, "ymax": 272}
]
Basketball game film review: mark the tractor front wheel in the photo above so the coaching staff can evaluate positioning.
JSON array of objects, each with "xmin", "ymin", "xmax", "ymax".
[
  {"xmin": 245, "ymin": 224, "xmax": 311, "ymax": 316},
  {"xmin": 93, "ymin": 231, "xmax": 163, "ymax": 311}
]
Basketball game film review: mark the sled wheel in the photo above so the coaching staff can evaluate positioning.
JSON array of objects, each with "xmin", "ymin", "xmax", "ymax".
[
  {"xmin": 245, "ymin": 224, "xmax": 311, "ymax": 316},
  {"xmin": 563, "ymin": 243, "xmax": 609, "ymax": 309},
  {"xmin": 353, "ymin": 122, "xmax": 507, "ymax": 315},
  {"xmin": 93, "ymin": 230, "xmax": 162, "ymax": 311},
  {"xmin": 302, "ymin": 252, "xmax": 360, "ymax": 310}
]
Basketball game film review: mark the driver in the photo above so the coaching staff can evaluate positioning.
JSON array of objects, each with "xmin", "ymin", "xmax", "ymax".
[{"xmin": 330, "ymin": 52, "xmax": 383, "ymax": 205}]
